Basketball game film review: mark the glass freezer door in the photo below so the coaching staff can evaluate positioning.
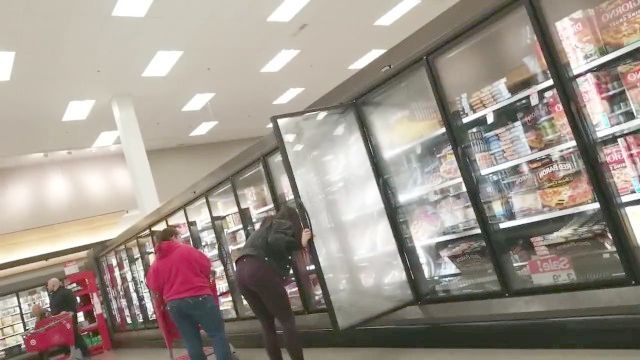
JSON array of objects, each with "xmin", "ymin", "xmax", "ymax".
[
  {"xmin": 167, "ymin": 210, "xmax": 193, "ymax": 246},
  {"xmin": 434, "ymin": 6, "xmax": 626, "ymax": 291},
  {"xmin": 19, "ymin": 287, "xmax": 49, "ymax": 331},
  {"xmin": 274, "ymin": 106, "xmax": 414, "ymax": 330},
  {"xmin": 359, "ymin": 63, "xmax": 502, "ymax": 298}
]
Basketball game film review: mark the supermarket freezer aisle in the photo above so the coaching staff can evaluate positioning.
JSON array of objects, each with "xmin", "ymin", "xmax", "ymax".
[{"xmin": 92, "ymin": 348, "xmax": 640, "ymax": 359}]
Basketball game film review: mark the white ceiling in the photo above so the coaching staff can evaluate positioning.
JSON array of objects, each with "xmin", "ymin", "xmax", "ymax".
[{"xmin": 0, "ymin": 0, "xmax": 458, "ymax": 160}]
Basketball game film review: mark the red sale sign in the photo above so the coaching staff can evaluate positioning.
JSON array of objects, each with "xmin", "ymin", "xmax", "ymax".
[{"xmin": 527, "ymin": 255, "xmax": 576, "ymax": 285}]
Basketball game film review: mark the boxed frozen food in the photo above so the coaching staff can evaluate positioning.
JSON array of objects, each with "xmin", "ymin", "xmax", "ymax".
[
  {"xmin": 439, "ymin": 240, "xmax": 492, "ymax": 273},
  {"xmin": 576, "ymin": 73, "xmax": 612, "ymax": 129},
  {"xmin": 516, "ymin": 99, "xmax": 545, "ymax": 151},
  {"xmin": 555, "ymin": 9, "xmax": 606, "ymax": 69},
  {"xmin": 603, "ymin": 143, "xmax": 637, "ymax": 194},
  {"xmin": 617, "ymin": 134, "xmax": 640, "ymax": 192},
  {"xmin": 437, "ymin": 145, "xmax": 461, "ymax": 179},
  {"xmin": 619, "ymin": 61, "xmax": 640, "ymax": 116},
  {"xmin": 532, "ymin": 155, "xmax": 594, "ymax": 210},
  {"xmin": 544, "ymin": 90, "xmax": 575, "ymax": 141},
  {"xmin": 595, "ymin": 0, "xmax": 640, "ymax": 52}
]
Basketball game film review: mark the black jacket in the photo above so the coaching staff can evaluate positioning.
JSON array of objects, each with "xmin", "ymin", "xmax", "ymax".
[
  {"xmin": 49, "ymin": 287, "xmax": 78, "ymax": 315},
  {"xmin": 237, "ymin": 218, "xmax": 302, "ymax": 278}
]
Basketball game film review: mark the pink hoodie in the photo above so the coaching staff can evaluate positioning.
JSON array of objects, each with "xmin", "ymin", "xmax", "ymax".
[{"xmin": 146, "ymin": 241, "xmax": 214, "ymax": 302}]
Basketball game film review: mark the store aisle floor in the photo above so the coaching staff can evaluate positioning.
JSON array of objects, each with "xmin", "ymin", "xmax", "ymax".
[{"xmin": 94, "ymin": 348, "xmax": 640, "ymax": 359}]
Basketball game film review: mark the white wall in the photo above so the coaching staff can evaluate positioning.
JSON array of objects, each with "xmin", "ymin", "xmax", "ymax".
[{"xmin": 0, "ymin": 138, "xmax": 259, "ymax": 236}]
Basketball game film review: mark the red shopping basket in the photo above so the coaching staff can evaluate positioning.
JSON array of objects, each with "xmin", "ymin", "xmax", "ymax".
[{"xmin": 24, "ymin": 312, "xmax": 76, "ymax": 353}]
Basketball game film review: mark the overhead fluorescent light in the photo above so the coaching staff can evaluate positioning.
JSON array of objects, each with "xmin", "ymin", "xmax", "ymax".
[
  {"xmin": 267, "ymin": 0, "xmax": 310, "ymax": 22},
  {"xmin": 182, "ymin": 93, "xmax": 216, "ymax": 111},
  {"xmin": 261, "ymin": 49, "xmax": 300, "ymax": 72},
  {"xmin": 112, "ymin": 0, "xmax": 154, "ymax": 17},
  {"xmin": 316, "ymin": 111, "xmax": 328, "ymax": 120},
  {"xmin": 273, "ymin": 88, "xmax": 305, "ymax": 104},
  {"xmin": 62, "ymin": 100, "xmax": 96, "ymax": 121},
  {"xmin": 293, "ymin": 144, "xmax": 304, "ymax": 151},
  {"xmin": 142, "ymin": 50, "xmax": 183, "ymax": 77},
  {"xmin": 189, "ymin": 121, "xmax": 218, "ymax": 136},
  {"xmin": 0, "ymin": 52, "xmax": 15, "ymax": 81},
  {"xmin": 284, "ymin": 134, "xmax": 297, "ymax": 143},
  {"xmin": 374, "ymin": 0, "xmax": 421, "ymax": 26},
  {"xmin": 92, "ymin": 130, "xmax": 120, "ymax": 148},
  {"xmin": 348, "ymin": 49, "xmax": 387, "ymax": 69},
  {"xmin": 266, "ymin": 123, "xmax": 273, "ymax": 128}
]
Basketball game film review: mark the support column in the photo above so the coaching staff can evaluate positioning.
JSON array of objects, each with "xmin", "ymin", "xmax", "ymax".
[{"xmin": 111, "ymin": 96, "xmax": 160, "ymax": 215}]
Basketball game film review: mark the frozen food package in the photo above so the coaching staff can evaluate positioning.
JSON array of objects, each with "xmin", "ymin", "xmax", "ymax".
[
  {"xmin": 545, "ymin": 90, "xmax": 575, "ymax": 141},
  {"xmin": 555, "ymin": 9, "xmax": 606, "ymax": 69},
  {"xmin": 576, "ymin": 73, "xmax": 612, "ymax": 129},
  {"xmin": 439, "ymin": 239, "xmax": 492, "ymax": 274},
  {"xmin": 534, "ymin": 156, "xmax": 595, "ymax": 210},
  {"xmin": 595, "ymin": 0, "xmax": 640, "ymax": 52},
  {"xmin": 618, "ymin": 134, "xmax": 640, "ymax": 192},
  {"xmin": 516, "ymin": 99, "xmax": 545, "ymax": 151},
  {"xmin": 603, "ymin": 143, "xmax": 636, "ymax": 194},
  {"xmin": 618, "ymin": 61, "xmax": 640, "ymax": 116}
]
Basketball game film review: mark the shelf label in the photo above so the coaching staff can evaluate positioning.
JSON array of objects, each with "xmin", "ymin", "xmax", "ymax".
[
  {"xmin": 64, "ymin": 261, "xmax": 79, "ymax": 275},
  {"xmin": 530, "ymin": 92, "xmax": 539, "ymax": 106},
  {"xmin": 528, "ymin": 255, "xmax": 576, "ymax": 286},
  {"xmin": 486, "ymin": 111, "xmax": 494, "ymax": 124}
]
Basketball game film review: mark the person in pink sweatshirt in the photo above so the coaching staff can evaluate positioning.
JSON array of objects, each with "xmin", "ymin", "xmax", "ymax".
[{"xmin": 146, "ymin": 226, "xmax": 232, "ymax": 360}]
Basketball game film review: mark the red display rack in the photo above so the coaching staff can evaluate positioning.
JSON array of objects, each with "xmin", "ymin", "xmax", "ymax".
[{"xmin": 66, "ymin": 271, "xmax": 112, "ymax": 356}]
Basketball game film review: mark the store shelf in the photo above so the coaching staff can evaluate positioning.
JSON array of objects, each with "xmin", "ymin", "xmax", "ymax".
[
  {"xmin": 397, "ymin": 178, "xmax": 464, "ymax": 204},
  {"xmin": 354, "ymin": 247, "xmax": 398, "ymax": 261},
  {"xmin": 0, "ymin": 343, "xmax": 22, "ymax": 351},
  {"xmin": 572, "ymin": 41, "xmax": 640, "ymax": 78},
  {"xmin": 225, "ymin": 224, "xmax": 244, "ymax": 234},
  {"xmin": 622, "ymin": 193, "xmax": 640, "ymax": 204},
  {"xmin": 512, "ymin": 249, "xmax": 618, "ymax": 268},
  {"xmin": 255, "ymin": 204, "xmax": 275, "ymax": 214},
  {"xmin": 414, "ymin": 228, "xmax": 482, "ymax": 247},
  {"xmin": 383, "ymin": 127, "xmax": 447, "ymax": 159},
  {"xmin": 480, "ymin": 141, "xmax": 577, "ymax": 175},
  {"xmin": 229, "ymin": 243, "xmax": 244, "ymax": 251},
  {"xmin": 499, "ymin": 203, "xmax": 600, "ymax": 229},
  {"xmin": 0, "ymin": 331, "xmax": 24, "ymax": 340},
  {"xmin": 461, "ymin": 80, "xmax": 554, "ymax": 124},
  {"xmin": 0, "ymin": 321, "xmax": 23, "ymax": 330},
  {"xmin": 596, "ymin": 119, "xmax": 640, "ymax": 140}
]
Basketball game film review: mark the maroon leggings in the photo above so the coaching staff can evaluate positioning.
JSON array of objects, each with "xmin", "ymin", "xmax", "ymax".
[{"xmin": 236, "ymin": 256, "xmax": 304, "ymax": 360}]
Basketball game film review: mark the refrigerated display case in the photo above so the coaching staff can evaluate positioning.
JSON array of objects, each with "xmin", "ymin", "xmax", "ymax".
[
  {"xmin": 360, "ymin": 63, "xmax": 502, "ymax": 298},
  {"xmin": 19, "ymin": 287, "xmax": 49, "ymax": 331},
  {"xmin": 537, "ymin": 0, "xmax": 640, "ymax": 267},
  {"xmin": 274, "ymin": 106, "xmax": 414, "ymax": 329},
  {"xmin": 266, "ymin": 152, "xmax": 327, "ymax": 310},
  {"xmin": 185, "ymin": 197, "xmax": 238, "ymax": 319},
  {"xmin": 208, "ymin": 183, "xmax": 254, "ymax": 317},
  {"xmin": 167, "ymin": 210, "xmax": 193, "ymax": 246},
  {"xmin": 433, "ymin": 6, "xmax": 627, "ymax": 291},
  {"xmin": 115, "ymin": 246, "xmax": 144, "ymax": 329},
  {"xmin": 0, "ymin": 294, "xmax": 23, "ymax": 355},
  {"xmin": 105, "ymin": 252, "xmax": 133, "ymax": 330},
  {"xmin": 100, "ymin": 256, "xmax": 124, "ymax": 330},
  {"xmin": 124, "ymin": 239, "xmax": 154, "ymax": 327},
  {"xmin": 136, "ymin": 232, "xmax": 156, "ymax": 324}
]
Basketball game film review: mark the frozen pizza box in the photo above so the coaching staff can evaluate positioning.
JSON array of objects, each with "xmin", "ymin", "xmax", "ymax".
[
  {"xmin": 555, "ymin": 9, "xmax": 606, "ymax": 69},
  {"xmin": 618, "ymin": 61, "xmax": 640, "ymax": 116},
  {"xmin": 576, "ymin": 73, "xmax": 612, "ymax": 130},
  {"xmin": 534, "ymin": 157, "xmax": 594, "ymax": 210},
  {"xmin": 595, "ymin": 0, "xmax": 640, "ymax": 52},
  {"xmin": 603, "ymin": 143, "xmax": 636, "ymax": 194}
]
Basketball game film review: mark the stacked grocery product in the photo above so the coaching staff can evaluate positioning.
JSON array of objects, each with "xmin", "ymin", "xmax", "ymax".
[
  {"xmin": 605, "ymin": 133, "xmax": 640, "ymax": 194},
  {"xmin": 19, "ymin": 288, "xmax": 50, "ymax": 330},
  {"xmin": 0, "ymin": 295, "xmax": 23, "ymax": 355},
  {"xmin": 555, "ymin": 0, "xmax": 640, "ymax": 70},
  {"xmin": 385, "ymin": 102, "xmax": 443, "ymax": 149},
  {"xmin": 454, "ymin": 78, "xmax": 512, "ymax": 117}
]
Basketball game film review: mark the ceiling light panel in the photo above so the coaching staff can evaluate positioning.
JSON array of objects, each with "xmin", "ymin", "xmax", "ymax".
[
  {"xmin": 182, "ymin": 93, "xmax": 216, "ymax": 111},
  {"xmin": 267, "ymin": 0, "xmax": 310, "ymax": 22},
  {"xmin": 62, "ymin": 100, "xmax": 96, "ymax": 121},
  {"xmin": 189, "ymin": 121, "xmax": 218, "ymax": 136},
  {"xmin": 374, "ymin": 0, "xmax": 421, "ymax": 26},
  {"xmin": 142, "ymin": 50, "xmax": 183, "ymax": 77},
  {"xmin": 112, "ymin": 0, "xmax": 154, "ymax": 17},
  {"xmin": 92, "ymin": 131, "xmax": 120, "ymax": 148},
  {"xmin": 261, "ymin": 49, "xmax": 300, "ymax": 73},
  {"xmin": 0, "ymin": 52, "xmax": 16, "ymax": 81},
  {"xmin": 273, "ymin": 88, "xmax": 305, "ymax": 104},
  {"xmin": 348, "ymin": 49, "xmax": 387, "ymax": 70}
]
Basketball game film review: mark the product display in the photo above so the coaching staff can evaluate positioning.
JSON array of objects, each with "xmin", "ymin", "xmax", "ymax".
[
  {"xmin": 596, "ymin": 0, "xmax": 640, "ymax": 52},
  {"xmin": 619, "ymin": 60, "xmax": 640, "ymax": 116},
  {"xmin": 555, "ymin": 9, "xmax": 606, "ymax": 69}
]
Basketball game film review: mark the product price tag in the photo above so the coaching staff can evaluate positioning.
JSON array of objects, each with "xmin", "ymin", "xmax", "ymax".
[
  {"xmin": 486, "ymin": 111, "xmax": 494, "ymax": 124},
  {"xmin": 530, "ymin": 92, "xmax": 539, "ymax": 106},
  {"xmin": 527, "ymin": 255, "xmax": 576, "ymax": 286}
]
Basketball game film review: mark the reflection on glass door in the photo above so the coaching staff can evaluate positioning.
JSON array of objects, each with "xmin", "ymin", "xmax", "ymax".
[
  {"xmin": 539, "ymin": 0, "xmax": 640, "ymax": 272},
  {"xmin": 275, "ymin": 106, "xmax": 414, "ymax": 329},
  {"xmin": 125, "ymin": 239, "xmax": 153, "ymax": 327},
  {"xmin": 434, "ymin": 6, "xmax": 626, "ymax": 291},
  {"xmin": 168, "ymin": 210, "xmax": 192, "ymax": 246},
  {"xmin": 266, "ymin": 152, "xmax": 327, "ymax": 310},
  {"xmin": 115, "ymin": 246, "xmax": 143, "ymax": 329},
  {"xmin": 185, "ymin": 198, "xmax": 238, "ymax": 319},
  {"xmin": 208, "ymin": 183, "xmax": 253, "ymax": 317},
  {"xmin": 360, "ymin": 64, "xmax": 501, "ymax": 298},
  {"xmin": 104, "ymin": 252, "xmax": 131, "ymax": 330}
]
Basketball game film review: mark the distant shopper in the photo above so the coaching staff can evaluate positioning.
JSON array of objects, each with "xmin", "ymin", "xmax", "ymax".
[
  {"xmin": 146, "ymin": 227, "xmax": 233, "ymax": 360},
  {"xmin": 236, "ymin": 206, "xmax": 312, "ymax": 360},
  {"xmin": 47, "ymin": 278, "xmax": 90, "ymax": 359},
  {"xmin": 31, "ymin": 304, "xmax": 49, "ymax": 325}
]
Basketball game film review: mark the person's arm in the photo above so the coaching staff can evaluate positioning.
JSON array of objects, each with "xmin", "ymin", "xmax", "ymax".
[{"xmin": 269, "ymin": 220, "xmax": 312, "ymax": 254}]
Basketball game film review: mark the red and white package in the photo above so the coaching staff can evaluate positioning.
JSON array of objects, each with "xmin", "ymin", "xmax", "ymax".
[
  {"xmin": 603, "ymin": 143, "xmax": 636, "ymax": 194},
  {"xmin": 618, "ymin": 134, "xmax": 640, "ymax": 192},
  {"xmin": 546, "ymin": 91, "xmax": 574, "ymax": 140},
  {"xmin": 576, "ymin": 73, "xmax": 612, "ymax": 129},
  {"xmin": 555, "ymin": 9, "xmax": 606, "ymax": 69},
  {"xmin": 618, "ymin": 61, "xmax": 640, "ymax": 117}
]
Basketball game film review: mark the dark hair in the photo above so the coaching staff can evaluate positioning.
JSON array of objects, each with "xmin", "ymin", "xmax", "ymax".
[
  {"xmin": 275, "ymin": 206, "xmax": 303, "ymax": 241},
  {"xmin": 158, "ymin": 226, "xmax": 180, "ymax": 242}
]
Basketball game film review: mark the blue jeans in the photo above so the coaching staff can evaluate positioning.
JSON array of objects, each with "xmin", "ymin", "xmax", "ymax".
[{"xmin": 167, "ymin": 295, "xmax": 232, "ymax": 360}]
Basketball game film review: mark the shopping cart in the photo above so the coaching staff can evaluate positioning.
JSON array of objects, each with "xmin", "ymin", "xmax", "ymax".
[
  {"xmin": 154, "ymin": 281, "xmax": 230, "ymax": 360},
  {"xmin": 23, "ymin": 312, "xmax": 79, "ymax": 360}
]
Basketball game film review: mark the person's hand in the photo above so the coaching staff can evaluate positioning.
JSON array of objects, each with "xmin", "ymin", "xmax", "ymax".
[{"xmin": 301, "ymin": 229, "xmax": 312, "ymax": 248}]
